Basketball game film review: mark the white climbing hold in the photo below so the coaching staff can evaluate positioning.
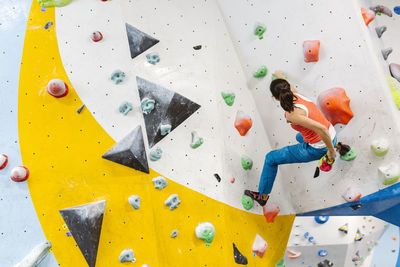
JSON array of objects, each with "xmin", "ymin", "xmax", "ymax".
[
  {"xmin": 0, "ymin": 154, "xmax": 8, "ymax": 170},
  {"xmin": 46, "ymin": 79, "xmax": 68, "ymax": 98},
  {"xmin": 10, "ymin": 166, "xmax": 29, "ymax": 182},
  {"xmin": 128, "ymin": 195, "xmax": 140, "ymax": 210},
  {"xmin": 371, "ymin": 138, "xmax": 390, "ymax": 156},
  {"xmin": 165, "ymin": 194, "xmax": 181, "ymax": 210},
  {"xmin": 190, "ymin": 131, "xmax": 204, "ymax": 149},
  {"xmin": 119, "ymin": 248, "xmax": 136, "ymax": 263},
  {"xmin": 152, "ymin": 176, "xmax": 168, "ymax": 190},
  {"xmin": 252, "ymin": 234, "xmax": 268, "ymax": 258},
  {"xmin": 342, "ymin": 186, "xmax": 362, "ymax": 202},
  {"xmin": 378, "ymin": 162, "xmax": 400, "ymax": 185},
  {"xmin": 14, "ymin": 240, "xmax": 52, "ymax": 267}
]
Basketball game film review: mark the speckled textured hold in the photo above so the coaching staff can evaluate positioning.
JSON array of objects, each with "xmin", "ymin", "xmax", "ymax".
[
  {"xmin": 150, "ymin": 147, "xmax": 163, "ymax": 161},
  {"xmin": 128, "ymin": 195, "xmax": 140, "ymax": 210},
  {"xmin": 195, "ymin": 222, "xmax": 215, "ymax": 247},
  {"xmin": 241, "ymin": 156, "xmax": 253, "ymax": 170},
  {"xmin": 233, "ymin": 243, "xmax": 248, "ymax": 265},
  {"xmin": 165, "ymin": 194, "xmax": 181, "ymax": 210},
  {"xmin": 119, "ymin": 102, "xmax": 133, "ymax": 116},
  {"xmin": 221, "ymin": 91, "xmax": 235, "ymax": 106},
  {"xmin": 119, "ymin": 249, "xmax": 136, "ymax": 263},
  {"xmin": 152, "ymin": 176, "xmax": 168, "ymax": 190},
  {"xmin": 190, "ymin": 131, "xmax": 203, "ymax": 148},
  {"xmin": 146, "ymin": 52, "xmax": 160, "ymax": 65},
  {"xmin": 141, "ymin": 97, "xmax": 156, "ymax": 115},
  {"xmin": 110, "ymin": 70, "xmax": 126, "ymax": 84}
]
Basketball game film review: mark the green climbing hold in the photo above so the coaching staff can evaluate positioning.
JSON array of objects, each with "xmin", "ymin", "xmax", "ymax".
[
  {"xmin": 253, "ymin": 66, "xmax": 267, "ymax": 78},
  {"xmin": 254, "ymin": 25, "xmax": 266, "ymax": 40},
  {"xmin": 340, "ymin": 147, "xmax": 357, "ymax": 161},
  {"xmin": 241, "ymin": 156, "xmax": 253, "ymax": 170},
  {"xmin": 221, "ymin": 91, "xmax": 235, "ymax": 106},
  {"xmin": 38, "ymin": 0, "xmax": 72, "ymax": 7},
  {"xmin": 241, "ymin": 195, "xmax": 254, "ymax": 210},
  {"xmin": 190, "ymin": 131, "xmax": 204, "ymax": 149},
  {"xmin": 195, "ymin": 222, "xmax": 215, "ymax": 247},
  {"xmin": 368, "ymin": 247, "xmax": 372, "ymax": 252},
  {"xmin": 275, "ymin": 259, "xmax": 285, "ymax": 267}
]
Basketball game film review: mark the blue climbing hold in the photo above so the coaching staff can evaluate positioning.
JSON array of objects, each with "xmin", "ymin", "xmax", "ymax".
[
  {"xmin": 314, "ymin": 216, "xmax": 330, "ymax": 224},
  {"xmin": 150, "ymin": 147, "xmax": 163, "ymax": 161},
  {"xmin": 318, "ymin": 249, "xmax": 328, "ymax": 257},
  {"xmin": 394, "ymin": 6, "xmax": 400, "ymax": 15}
]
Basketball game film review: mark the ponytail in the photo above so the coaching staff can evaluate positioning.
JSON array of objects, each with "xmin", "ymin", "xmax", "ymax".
[{"xmin": 270, "ymin": 79, "xmax": 297, "ymax": 112}]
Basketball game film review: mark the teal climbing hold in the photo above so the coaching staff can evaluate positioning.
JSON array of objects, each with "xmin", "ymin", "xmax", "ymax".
[
  {"xmin": 241, "ymin": 156, "xmax": 253, "ymax": 170},
  {"xmin": 165, "ymin": 194, "xmax": 181, "ymax": 210},
  {"xmin": 254, "ymin": 25, "xmax": 266, "ymax": 40},
  {"xmin": 221, "ymin": 91, "xmax": 235, "ymax": 106},
  {"xmin": 119, "ymin": 249, "xmax": 136, "ymax": 263},
  {"xmin": 141, "ymin": 97, "xmax": 156, "ymax": 115},
  {"xmin": 241, "ymin": 195, "xmax": 254, "ymax": 210},
  {"xmin": 119, "ymin": 102, "xmax": 133, "ymax": 116},
  {"xmin": 195, "ymin": 222, "xmax": 215, "ymax": 247},
  {"xmin": 128, "ymin": 195, "xmax": 140, "ymax": 210},
  {"xmin": 160, "ymin": 124, "xmax": 171, "ymax": 136},
  {"xmin": 146, "ymin": 52, "xmax": 160, "ymax": 65},
  {"xmin": 170, "ymin": 230, "xmax": 178, "ymax": 238},
  {"xmin": 152, "ymin": 176, "xmax": 168, "ymax": 190},
  {"xmin": 110, "ymin": 70, "xmax": 126, "ymax": 85},
  {"xmin": 190, "ymin": 131, "xmax": 203, "ymax": 149},
  {"xmin": 253, "ymin": 66, "xmax": 267, "ymax": 78},
  {"xmin": 150, "ymin": 147, "xmax": 163, "ymax": 161}
]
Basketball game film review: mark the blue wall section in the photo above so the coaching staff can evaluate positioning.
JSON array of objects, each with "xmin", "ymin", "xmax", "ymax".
[
  {"xmin": 0, "ymin": 1, "xmax": 58, "ymax": 266},
  {"xmin": 370, "ymin": 224, "xmax": 399, "ymax": 267}
]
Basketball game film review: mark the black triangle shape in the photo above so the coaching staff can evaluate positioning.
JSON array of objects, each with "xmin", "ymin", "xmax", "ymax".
[
  {"xmin": 136, "ymin": 76, "xmax": 201, "ymax": 148},
  {"xmin": 59, "ymin": 200, "xmax": 106, "ymax": 267},
  {"xmin": 125, "ymin": 23, "xmax": 159, "ymax": 59},
  {"xmin": 233, "ymin": 243, "xmax": 248, "ymax": 265},
  {"xmin": 102, "ymin": 125, "xmax": 149, "ymax": 173}
]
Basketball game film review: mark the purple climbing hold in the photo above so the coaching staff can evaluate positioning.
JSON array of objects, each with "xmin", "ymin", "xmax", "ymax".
[
  {"xmin": 389, "ymin": 63, "xmax": 400, "ymax": 83},
  {"xmin": 394, "ymin": 7, "xmax": 400, "ymax": 15}
]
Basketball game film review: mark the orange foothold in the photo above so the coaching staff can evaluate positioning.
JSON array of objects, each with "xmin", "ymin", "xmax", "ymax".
[
  {"xmin": 234, "ymin": 111, "xmax": 252, "ymax": 136},
  {"xmin": 361, "ymin": 8, "xmax": 375, "ymax": 26},
  {"xmin": 393, "ymin": 237, "xmax": 397, "ymax": 241},
  {"xmin": 230, "ymin": 178, "xmax": 235, "ymax": 183},
  {"xmin": 47, "ymin": 79, "xmax": 69, "ymax": 98},
  {"xmin": 10, "ymin": 166, "xmax": 29, "ymax": 182},
  {"xmin": 317, "ymin": 87, "xmax": 353, "ymax": 126},
  {"xmin": 0, "ymin": 154, "xmax": 8, "ymax": 170},
  {"xmin": 303, "ymin": 40, "xmax": 320, "ymax": 63},
  {"xmin": 287, "ymin": 248, "xmax": 302, "ymax": 259},
  {"xmin": 262, "ymin": 202, "xmax": 280, "ymax": 223}
]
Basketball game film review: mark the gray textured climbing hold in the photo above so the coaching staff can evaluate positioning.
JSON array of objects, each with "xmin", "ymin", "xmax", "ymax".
[
  {"xmin": 128, "ymin": 195, "xmax": 140, "ymax": 210},
  {"xmin": 14, "ymin": 241, "xmax": 52, "ymax": 267},
  {"xmin": 165, "ymin": 194, "xmax": 181, "ymax": 210},
  {"xmin": 375, "ymin": 26, "xmax": 387, "ymax": 38},
  {"xmin": 125, "ymin": 23, "xmax": 159, "ymax": 59},
  {"xmin": 119, "ymin": 249, "xmax": 136, "ymax": 263},
  {"xmin": 190, "ymin": 131, "xmax": 204, "ymax": 148},
  {"xmin": 390, "ymin": 63, "xmax": 400, "ymax": 83},
  {"xmin": 160, "ymin": 124, "xmax": 171, "ymax": 136},
  {"xmin": 44, "ymin": 21, "xmax": 53, "ymax": 30},
  {"xmin": 150, "ymin": 147, "xmax": 163, "ymax": 161},
  {"xmin": 141, "ymin": 97, "xmax": 156, "ymax": 115},
  {"xmin": 119, "ymin": 102, "xmax": 133, "ymax": 116},
  {"xmin": 171, "ymin": 230, "xmax": 178, "ymax": 238},
  {"xmin": 110, "ymin": 70, "xmax": 126, "ymax": 85},
  {"xmin": 382, "ymin": 48, "xmax": 393, "ymax": 60},
  {"xmin": 152, "ymin": 176, "xmax": 168, "ymax": 190}
]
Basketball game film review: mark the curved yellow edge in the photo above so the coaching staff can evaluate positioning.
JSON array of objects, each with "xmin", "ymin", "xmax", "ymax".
[{"xmin": 18, "ymin": 2, "xmax": 294, "ymax": 266}]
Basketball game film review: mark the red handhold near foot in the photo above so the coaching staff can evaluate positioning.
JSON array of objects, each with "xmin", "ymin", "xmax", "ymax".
[
  {"xmin": 0, "ymin": 154, "xmax": 8, "ymax": 170},
  {"xmin": 262, "ymin": 202, "xmax": 280, "ymax": 223},
  {"xmin": 234, "ymin": 111, "xmax": 252, "ymax": 136},
  {"xmin": 91, "ymin": 31, "xmax": 103, "ymax": 42},
  {"xmin": 361, "ymin": 8, "xmax": 375, "ymax": 26},
  {"xmin": 10, "ymin": 166, "xmax": 29, "ymax": 182},
  {"xmin": 317, "ymin": 87, "xmax": 353, "ymax": 126},
  {"xmin": 303, "ymin": 40, "xmax": 320, "ymax": 63},
  {"xmin": 47, "ymin": 79, "xmax": 69, "ymax": 98}
]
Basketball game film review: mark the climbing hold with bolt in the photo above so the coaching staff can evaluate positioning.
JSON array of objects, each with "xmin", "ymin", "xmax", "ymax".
[
  {"xmin": 165, "ymin": 194, "xmax": 181, "ymax": 210},
  {"xmin": 195, "ymin": 222, "xmax": 215, "ymax": 247},
  {"xmin": 254, "ymin": 24, "xmax": 266, "ymax": 40},
  {"xmin": 119, "ymin": 249, "xmax": 136, "ymax": 263},
  {"xmin": 303, "ymin": 40, "xmax": 320, "ymax": 63},
  {"xmin": 287, "ymin": 248, "xmax": 301, "ymax": 259},
  {"xmin": 193, "ymin": 45, "xmax": 202, "ymax": 50},
  {"xmin": 253, "ymin": 66, "xmax": 267, "ymax": 78},
  {"xmin": 90, "ymin": 31, "xmax": 103, "ymax": 42},
  {"xmin": 252, "ymin": 234, "xmax": 268, "ymax": 258},
  {"xmin": 361, "ymin": 8, "xmax": 375, "ymax": 26},
  {"xmin": 160, "ymin": 124, "xmax": 171, "ymax": 136},
  {"xmin": 146, "ymin": 52, "xmax": 160, "ymax": 65},
  {"xmin": 38, "ymin": 0, "xmax": 72, "ymax": 7},
  {"xmin": 371, "ymin": 138, "xmax": 389, "ymax": 156},
  {"xmin": 110, "ymin": 70, "xmax": 126, "ymax": 84},
  {"xmin": 170, "ymin": 230, "xmax": 178, "ymax": 238},
  {"xmin": 317, "ymin": 87, "xmax": 353, "ymax": 126},
  {"xmin": 152, "ymin": 176, "xmax": 168, "ymax": 190},
  {"xmin": 190, "ymin": 131, "xmax": 203, "ymax": 149},
  {"xmin": 263, "ymin": 202, "xmax": 280, "ymax": 223},
  {"xmin": 337, "ymin": 143, "xmax": 356, "ymax": 161},
  {"xmin": 342, "ymin": 186, "xmax": 362, "ymax": 202},
  {"xmin": 314, "ymin": 216, "xmax": 329, "ymax": 224},
  {"xmin": 44, "ymin": 21, "xmax": 53, "ymax": 30},
  {"xmin": 46, "ymin": 79, "xmax": 68, "ymax": 98},
  {"xmin": 0, "ymin": 154, "xmax": 8, "ymax": 170},
  {"xmin": 355, "ymin": 229, "xmax": 364, "ymax": 241},
  {"xmin": 318, "ymin": 249, "xmax": 328, "ymax": 257},
  {"xmin": 241, "ymin": 194, "xmax": 254, "ymax": 210},
  {"xmin": 150, "ymin": 147, "xmax": 163, "ymax": 161},
  {"xmin": 128, "ymin": 195, "xmax": 140, "ymax": 210},
  {"xmin": 241, "ymin": 155, "xmax": 253, "ymax": 170},
  {"xmin": 221, "ymin": 91, "xmax": 235, "ymax": 106},
  {"xmin": 141, "ymin": 97, "xmax": 156, "ymax": 114},
  {"xmin": 338, "ymin": 223, "xmax": 348, "ymax": 234},
  {"xmin": 378, "ymin": 162, "xmax": 400, "ymax": 185},
  {"xmin": 235, "ymin": 111, "xmax": 253, "ymax": 136},
  {"xmin": 10, "ymin": 166, "xmax": 29, "ymax": 182},
  {"xmin": 119, "ymin": 102, "xmax": 133, "ymax": 116}
]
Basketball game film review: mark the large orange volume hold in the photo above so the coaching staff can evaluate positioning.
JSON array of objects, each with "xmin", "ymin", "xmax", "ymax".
[
  {"xmin": 361, "ymin": 8, "xmax": 375, "ymax": 26},
  {"xmin": 234, "ymin": 111, "xmax": 253, "ymax": 136},
  {"xmin": 303, "ymin": 40, "xmax": 320, "ymax": 63},
  {"xmin": 317, "ymin": 87, "xmax": 353, "ymax": 126}
]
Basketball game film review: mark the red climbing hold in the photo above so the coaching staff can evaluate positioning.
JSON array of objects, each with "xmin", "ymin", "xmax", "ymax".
[
  {"xmin": 317, "ymin": 87, "xmax": 353, "ymax": 126},
  {"xmin": 0, "ymin": 154, "xmax": 8, "ymax": 170},
  {"xmin": 361, "ymin": 8, "xmax": 375, "ymax": 26},
  {"xmin": 262, "ymin": 202, "xmax": 280, "ymax": 223},
  {"xmin": 10, "ymin": 166, "xmax": 29, "ymax": 182},
  {"xmin": 234, "ymin": 111, "xmax": 252, "ymax": 136},
  {"xmin": 91, "ymin": 31, "xmax": 103, "ymax": 42},
  {"xmin": 303, "ymin": 40, "xmax": 320, "ymax": 63},
  {"xmin": 47, "ymin": 79, "xmax": 69, "ymax": 98}
]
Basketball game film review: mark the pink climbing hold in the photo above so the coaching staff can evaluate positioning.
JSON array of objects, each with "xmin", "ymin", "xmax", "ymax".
[
  {"xmin": 10, "ymin": 166, "xmax": 29, "ymax": 182},
  {"xmin": 91, "ymin": 31, "xmax": 103, "ymax": 42},
  {"xmin": 303, "ymin": 40, "xmax": 320, "ymax": 63},
  {"xmin": 47, "ymin": 79, "xmax": 69, "ymax": 98},
  {"xmin": 317, "ymin": 87, "xmax": 353, "ymax": 126},
  {"xmin": 361, "ymin": 8, "xmax": 375, "ymax": 26},
  {"xmin": 342, "ymin": 186, "xmax": 362, "ymax": 202},
  {"xmin": 234, "ymin": 111, "xmax": 252, "ymax": 136},
  {"xmin": 0, "ymin": 154, "xmax": 8, "ymax": 170},
  {"xmin": 262, "ymin": 202, "xmax": 280, "ymax": 223},
  {"xmin": 389, "ymin": 63, "xmax": 400, "ymax": 83},
  {"xmin": 252, "ymin": 234, "xmax": 268, "ymax": 258}
]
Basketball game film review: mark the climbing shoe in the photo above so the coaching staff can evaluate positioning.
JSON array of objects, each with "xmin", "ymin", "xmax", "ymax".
[{"xmin": 244, "ymin": 190, "xmax": 269, "ymax": 206}]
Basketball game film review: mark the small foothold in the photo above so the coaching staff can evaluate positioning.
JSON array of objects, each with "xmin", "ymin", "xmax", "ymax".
[
  {"xmin": 221, "ymin": 91, "xmax": 235, "ymax": 106},
  {"xmin": 254, "ymin": 24, "xmax": 266, "ymax": 40},
  {"xmin": 314, "ymin": 216, "xmax": 329, "ymax": 224},
  {"xmin": 195, "ymin": 222, "xmax": 215, "ymax": 247},
  {"xmin": 338, "ymin": 223, "xmax": 348, "ymax": 234},
  {"xmin": 190, "ymin": 131, "xmax": 203, "ymax": 148},
  {"xmin": 252, "ymin": 234, "xmax": 268, "ymax": 258},
  {"xmin": 390, "ymin": 63, "xmax": 400, "ymax": 83},
  {"xmin": 38, "ymin": 0, "xmax": 72, "ymax": 7},
  {"xmin": 233, "ymin": 243, "xmax": 248, "ymax": 265},
  {"xmin": 214, "ymin": 173, "xmax": 221, "ymax": 183},
  {"xmin": 318, "ymin": 249, "xmax": 328, "ymax": 257},
  {"xmin": 253, "ymin": 65, "xmax": 267, "ymax": 78},
  {"xmin": 44, "ymin": 21, "xmax": 53, "ymax": 29},
  {"xmin": 394, "ymin": 7, "xmax": 400, "ymax": 15},
  {"xmin": 90, "ymin": 31, "xmax": 103, "ymax": 42},
  {"xmin": 10, "ymin": 166, "xmax": 29, "ymax": 182},
  {"xmin": 263, "ymin": 202, "xmax": 280, "ymax": 223},
  {"xmin": 128, "ymin": 195, "xmax": 140, "ymax": 210},
  {"xmin": 370, "ymin": 5, "xmax": 392, "ymax": 17},
  {"xmin": 303, "ymin": 40, "xmax": 320, "ymax": 62},
  {"xmin": 0, "ymin": 154, "xmax": 8, "ymax": 170},
  {"xmin": 150, "ymin": 147, "xmax": 163, "ymax": 161},
  {"xmin": 355, "ymin": 229, "xmax": 364, "ymax": 241},
  {"xmin": 375, "ymin": 26, "xmax": 387, "ymax": 38},
  {"xmin": 378, "ymin": 162, "xmax": 400, "ymax": 185},
  {"xmin": 317, "ymin": 87, "xmax": 353, "ymax": 125},
  {"xmin": 275, "ymin": 259, "xmax": 285, "ymax": 267},
  {"xmin": 241, "ymin": 155, "xmax": 253, "ymax": 170},
  {"xmin": 170, "ymin": 230, "xmax": 178, "ymax": 238},
  {"xmin": 230, "ymin": 178, "xmax": 235, "ymax": 183},
  {"xmin": 110, "ymin": 70, "xmax": 126, "ymax": 84},
  {"xmin": 371, "ymin": 138, "xmax": 390, "ymax": 156},
  {"xmin": 119, "ymin": 249, "xmax": 136, "ymax": 263},
  {"xmin": 141, "ymin": 97, "xmax": 156, "ymax": 114},
  {"xmin": 241, "ymin": 194, "xmax": 254, "ymax": 210},
  {"xmin": 235, "ymin": 111, "xmax": 253, "ymax": 136},
  {"xmin": 160, "ymin": 124, "xmax": 172, "ymax": 136},
  {"xmin": 77, "ymin": 104, "xmax": 85, "ymax": 114},
  {"xmin": 382, "ymin": 48, "xmax": 393, "ymax": 60},
  {"xmin": 287, "ymin": 248, "xmax": 302, "ymax": 259},
  {"xmin": 46, "ymin": 79, "xmax": 68, "ymax": 98},
  {"xmin": 165, "ymin": 194, "xmax": 181, "ymax": 210},
  {"xmin": 342, "ymin": 186, "xmax": 362, "ymax": 202},
  {"xmin": 193, "ymin": 45, "xmax": 202, "ymax": 50},
  {"xmin": 118, "ymin": 102, "xmax": 133, "ymax": 116},
  {"xmin": 66, "ymin": 231, "xmax": 72, "ymax": 237},
  {"xmin": 152, "ymin": 176, "xmax": 168, "ymax": 190},
  {"xmin": 361, "ymin": 8, "xmax": 375, "ymax": 26},
  {"xmin": 146, "ymin": 52, "xmax": 160, "ymax": 65}
]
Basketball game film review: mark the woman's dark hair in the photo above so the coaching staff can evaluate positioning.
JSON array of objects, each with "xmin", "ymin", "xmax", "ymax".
[{"xmin": 270, "ymin": 79, "xmax": 297, "ymax": 112}]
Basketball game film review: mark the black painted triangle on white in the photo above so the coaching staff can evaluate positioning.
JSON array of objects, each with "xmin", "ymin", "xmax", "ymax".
[
  {"xmin": 125, "ymin": 23, "xmax": 159, "ymax": 59},
  {"xmin": 136, "ymin": 76, "xmax": 201, "ymax": 148},
  {"xmin": 59, "ymin": 200, "xmax": 106, "ymax": 267},
  {"xmin": 102, "ymin": 125, "xmax": 149, "ymax": 173}
]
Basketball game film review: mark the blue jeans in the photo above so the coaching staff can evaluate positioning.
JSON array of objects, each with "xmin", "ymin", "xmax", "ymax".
[{"xmin": 258, "ymin": 133, "xmax": 337, "ymax": 194}]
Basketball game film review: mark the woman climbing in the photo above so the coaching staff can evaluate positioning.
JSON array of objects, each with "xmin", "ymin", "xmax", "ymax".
[{"xmin": 245, "ymin": 71, "xmax": 337, "ymax": 206}]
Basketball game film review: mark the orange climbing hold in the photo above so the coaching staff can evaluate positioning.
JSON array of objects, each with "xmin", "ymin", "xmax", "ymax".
[
  {"xmin": 317, "ymin": 87, "xmax": 353, "ymax": 126},
  {"xmin": 234, "ymin": 111, "xmax": 252, "ymax": 136},
  {"xmin": 262, "ymin": 202, "xmax": 280, "ymax": 223},
  {"xmin": 361, "ymin": 8, "xmax": 375, "ymax": 26},
  {"xmin": 303, "ymin": 40, "xmax": 320, "ymax": 63}
]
